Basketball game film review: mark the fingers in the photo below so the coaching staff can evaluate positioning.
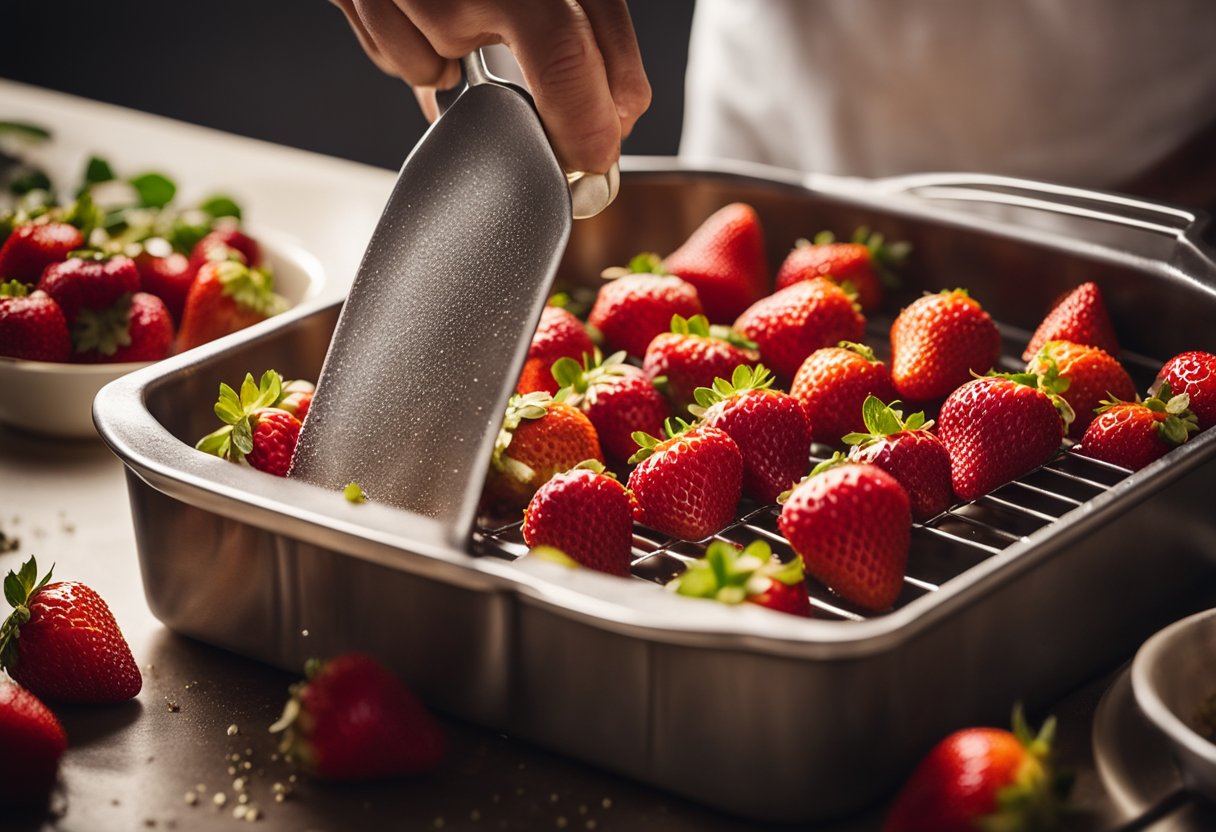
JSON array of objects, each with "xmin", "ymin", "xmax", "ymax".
[
  {"xmin": 579, "ymin": 0, "xmax": 652, "ymax": 139},
  {"xmin": 347, "ymin": 0, "xmax": 462, "ymax": 90}
]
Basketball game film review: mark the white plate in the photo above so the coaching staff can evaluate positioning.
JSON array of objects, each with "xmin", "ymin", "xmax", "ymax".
[{"xmin": 0, "ymin": 229, "xmax": 324, "ymax": 438}]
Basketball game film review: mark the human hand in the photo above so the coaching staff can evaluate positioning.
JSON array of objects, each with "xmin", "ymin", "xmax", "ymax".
[{"xmin": 330, "ymin": 0, "xmax": 651, "ymax": 175}]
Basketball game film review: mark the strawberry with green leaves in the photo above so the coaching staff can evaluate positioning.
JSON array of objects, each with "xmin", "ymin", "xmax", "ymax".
[
  {"xmin": 790, "ymin": 341, "xmax": 897, "ymax": 445},
  {"xmin": 271, "ymin": 653, "xmax": 444, "ymax": 780},
  {"xmin": 521, "ymin": 460, "xmax": 635, "ymax": 577},
  {"xmin": 196, "ymin": 370, "xmax": 303, "ymax": 477},
  {"xmin": 554, "ymin": 350, "xmax": 669, "ymax": 462},
  {"xmin": 517, "ymin": 304, "xmax": 595, "ymax": 395},
  {"xmin": 890, "ymin": 289, "xmax": 1001, "ymax": 403},
  {"xmin": 587, "ymin": 265, "xmax": 703, "ymax": 358},
  {"xmin": 72, "ymin": 291, "xmax": 174, "ymax": 363},
  {"xmin": 691, "ymin": 364, "xmax": 812, "ymax": 504},
  {"xmin": 642, "ymin": 313, "xmax": 759, "ymax": 413},
  {"xmin": 189, "ymin": 223, "xmax": 262, "ymax": 272},
  {"xmin": 672, "ymin": 539, "xmax": 812, "ymax": 617},
  {"xmin": 177, "ymin": 259, "xmax": 287, "ymax": 351},
  {"xmin": 775, "ymin": 227, "xmax": 908, "ymax": 312},
  {"xmin": 733, "ymin": 276, "xmax": 866, "ymax": 384},
  {"xmin": 0, "ymin": 221, "xmax": 84, "ymax": 284},
  {"xmin": 1076, "ymin": 384, "xmax": 1198, "ymax": 471},
  {"xmin": 778, "ymin": 455, "xmax": 910, "ymax": 611},
  {"xmin": 1023, "ymin": 281, "xmax": 1119, "ymax": 362},
  {"xmin": 628, "ymin": 419, "xmax": 743, "ymax": 540},
  {"xmin": 36, "ymin": 252, "xmax": 140, "ymax": 323},
  {"xmin": 884, "ymin": 706, "xmax": 1070, "ymax": 832},
  {"xmin": 844, "ymin": 396, "xmax": 953, "ymax": 521},
  {"xmin": 1, "ymin": 556, "xmax": 142, "ymax": 704},
  {"xmin": 938, "ymin": 369, "xmax": 1072, "ymax": 501},
  {"xmin": 1026, "ymin": 340, "xmax": 1135, "ymax": 437},
  {"xmin": 1152, "ymin": 350, "xmax": 1216, "ymax": 431},
  {"xmin": 0, "ymin": 280, "xmax": 70, "ymax": 361},
  {"xmin": 661, "ymin": 202, "xmax": 770, "ymax": 323},
  {"xmin": 0, "ymin": 681, "xmax": 67, "ymax": 805}
]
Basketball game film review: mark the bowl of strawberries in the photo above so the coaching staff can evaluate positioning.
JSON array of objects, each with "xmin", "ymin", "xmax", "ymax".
[{"xmin": 0, "ymin": 151, "xmax": 323, "ymax": 438}]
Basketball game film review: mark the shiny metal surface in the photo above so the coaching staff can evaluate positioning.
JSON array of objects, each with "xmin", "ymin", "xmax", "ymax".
[{"xmin": 95, "ymin": 160, "xmax": 1216, "ymax": 822}]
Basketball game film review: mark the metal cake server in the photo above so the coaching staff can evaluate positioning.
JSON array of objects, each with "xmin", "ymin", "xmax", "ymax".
[{"xmin": 288, "ymin": 51, "xmax": 617, "ymax": 543}]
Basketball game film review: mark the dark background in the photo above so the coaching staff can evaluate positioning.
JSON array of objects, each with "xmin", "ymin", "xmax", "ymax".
[{"xmin": 0, "ymin": 1, "xmax": 695, "ymax": 171}]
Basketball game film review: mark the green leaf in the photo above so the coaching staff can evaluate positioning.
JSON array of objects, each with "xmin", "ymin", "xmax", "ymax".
[
  {"xmin": 0, "ymin": 121, "xmax": 51, "ymax": 141},
  {"xmin": 254, "ymin": 370, "xmax": 283, "ymax": 411},
  {"xmin": 129, "ymin": 172, "xmax": 177, "ymax": 208},
  {"xmin": 199, "ymin": 194, "xmax": 242, "ymax": 220},
  {"xmin": 232, "ymin": 418, "xmax": 254, "ymax": 456},
  {"xmin": 551, "ymin": 357, "xmax": 583, "ymax": 390},
  {"xmin": 239, "ymin": 373, "xmax": 261, "ymax": 410},
  {"xmin": 215, "ymin": 383, "xmax": 244, "ymax": 425},
  {"xmin": 10, "ymin": 168, "xmax": 52, "ymax": 196},
  {"xmin": 83, "ymin": 156, "xmax": 115, "ymax": 187},
  {"xmin": 195, "ymin": 425, "xmax": 233, "ymax": 458}
]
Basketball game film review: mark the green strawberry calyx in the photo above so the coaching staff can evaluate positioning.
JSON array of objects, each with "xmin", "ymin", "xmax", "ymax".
[
  {"xmin": 0, "ymin": 279, "xmax": 32, "ymax": 298},
  {"xmin": 689, "ymin": 363, "xmax": 776, "ymax": 416},
  {"xmin": 671, "ymin": 540, "xmax": 805, "ymax": 606},
  {"xmin": 195, "ymin": 369, "xmax": 285, "ymax": 463},
  {"xmin": 1097, "ymin": 382, "xmax": 1198, "ymax": 447},
  {"xmin": 600, "ymin": 251, "xmax": 668, "ymax": 280},
  {"xmin": 837, "ymin": 340, "xmax": 881, "ymax": 363},
  {"xmin": 268, "ymin": 658, "xmax": 325, "ymax": 772},
  {"xmin": 842, "ymin": 396, "xmax": 933, "ymax": 449},
  {"xmin": 978, "ymin": 704, "xmax": 1072, "ymax": 832},
  {"xmin": 213, "ymin": 260, "xmax": 289, "ymax": 317},
  {"xmin": 988, "ymin": 360, "xmax": 1076, "ymax": 433},
  {"xmin": 627, "ymin": 417, "xmax": 696, "ymax": 465},
  {"xmin": 72, "ymin": 293, "xmax": 134, "ymax": 356},
  {"xmin": 0, "ymin": 555, "xmax": 54, "ymax": 672},
  {"xmin": 668, "ymin": 313, "xmax": 758, "ymax": 351},
  {"xmin": 800, "ymin": 226, "xmax": 910, "ymax": 289},
  {"xmin": 524, "ymin": 545, "xmax": 582, "ymax": 569},
  {"xmin": 777, "ymin": 452, "xmax": 851, "ymax": 502},
  {"xmin": 491, "ymin": 391, "xmax": 567, "ymax": 478},
  {"xmin": 552, "ymin": 349, "xmax": 633, "ymax": 399}
]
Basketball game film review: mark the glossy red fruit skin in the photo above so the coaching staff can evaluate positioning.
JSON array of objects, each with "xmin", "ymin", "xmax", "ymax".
[
  {"xmin": 37, "ymin": 255, "xmax": 141, "ymax": 323},
  {"xmin": 0, "ymin": 289, "xmax": 71, "ymax": 361},
  {"xmin": 628, "ymin": 425, "xmax": 743, "ymax": 540},
  {"xmin": 189, "ymin": 225, "xmax": 262, "ymax": 272},
  {"xmin": 135, "ymin": 250, "xmax": 195, "ymax": 323},
  {"xmin": 699, "ymin": 388, "xmax": 812, "ymax": 504},
  {"xmin": 791, "ymin": 346, "xmax": 897, "ymax": 445},
  {"xmin": 246, "ymin": 408, "xmax": 301, "ymax": 476},
  {"xmin": 517, "ymin": 306, "xmax": 595, "ymax": 395},
  {"xmin": 890, "ymin": 292, "xmax": 1001, "ymax": 403},
  {"xmin": 643, "ymin": 331, "xmax": 758, "ymax": 413},
  {"xmin": 747, "ymin": 578, "xmax": 813, "ymax": 617},
  {"xmin": 733, "ymin": 278, "xmax": 866, "ymax": 384},
  {"xmin": 0, "ymin": 222, "xmax": 84, "ymax": 284},
  {"xmin": 883, "ymin": 727, "xmax": 1027, "ymax": 832},
  {"xmin": 776, "ymin": 241, "xmax": 882, "ymax": 311},
  {"xmin": 75, "ymin": 292, "xmax": 174, "ymax": 364},
  {"xmin": 1076, "ymin": 404, "xmax": 1171, "ymax": 471},
  {"xmin": 662, "ymin": 202, "xmax": 770, "ymax": 324},
  {"xmin": 0, "ymin": 681, "xmax": 67, "ymax": 805},
  {"xmin": 1027, "ymin": 341, "xmax": 1135, "ymax": 437},
  {"xmin": 1023, "ymin": 281, "xmax": 1119, "ymax": 362},
  {"xmin": 299, "ymin": 654, "xmax": 445, "ymax": 780},
  {"xmin": 577, "ymin": 370, "xmax": 669, "ymax": 462},
  {"xmin": 778, "ymin": 463, "xmax": 910, "ymax": 611},
  {"xmin": 588, "ymin": 274, "xmax": 703, "ymax": 359},
  {"xmin": 522, "ymin": 468, "xmax": 635, "ymax": 576},
  {"xmin": 1156, "ymin": 350, "xmax": 1216, "ymax": 431},
  {"xmin": 850, "ymin": 430, "xmax": 953, "ymax": 522},
  {"xmin": 938, "ymin": 377, "xmax": 1064, "ymax": 501},
  {"xmin": 9, "ymin": 581, "xmax": 142, "ymax": 704},
  {"xmin": 177, "ymin": 261, "xmax": 274, "ymax": 351}
]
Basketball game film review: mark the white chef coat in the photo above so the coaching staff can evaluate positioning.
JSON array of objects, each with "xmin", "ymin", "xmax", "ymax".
[{"xmin": 681, "ymin": 0, "xmax": 1216, "ymax": 187}]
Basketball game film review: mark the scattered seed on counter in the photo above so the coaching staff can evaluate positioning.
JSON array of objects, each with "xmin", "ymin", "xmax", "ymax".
[
  {"xmin": 166, "ymin": 699, "xmax": 180, "ymax": 713},
  {"xmin": 227, "ymin": 724, "xmax": 240, "ymax": 736},
  {"xmin": 184, "ymin": 792, "xmax": 197, "ymax": 807},
  {"xmin": 213, "ymin": 793, "xmax": 228, "ymax": 808}
]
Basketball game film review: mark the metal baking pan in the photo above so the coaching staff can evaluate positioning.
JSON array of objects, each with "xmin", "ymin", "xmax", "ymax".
[{"xmin": 94, "ymin": 158, "xmax": 1216, "ymax": 823}]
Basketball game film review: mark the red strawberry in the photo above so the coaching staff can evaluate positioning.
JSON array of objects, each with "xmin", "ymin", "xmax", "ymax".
[
  {"xmin": 277, "ymin": 378, "xmax": 315, "ymax": 422},
  {"xmin": 778, "ymin": 456, "xmax": 910, "ymax": 611},
  {"xmin": 37, "ymin": 252, "xmax": 140, "ymax": 323},
  {"xmin": 0, "ymin": 681, "xmax": 67, "ymax": 805},
  {"xmin": 627, "ymin": 420, "xmax": 743, "ymax": 540},
  {"xmin": 1023, "ymin": 281, "xmax": 1119, "ymax": 361},
  {"xmin": 553, "ymin": 351, "xmax": 669, "ymax": 461},
  {"xmin": 1152, "ymin": 350, "xmax": 1216, "ymax": 431},
  {"xmin": 1076, "ymin": 384, "xmax": 1197, "ymax": 471},
  {"xmin": 642, "ymin": 313, "xmax": 759, "ymax": 413},
  {"xmin": 672, "ymin": 539, "xmax": 811, "ymax": 617},
  {"xmin": 517, "ymin": 304, "xmax": 594, "ymax": 395},
  {"xmin": 890, "ymin": 289, "xmax": 1001, "ymax": 402},
  {"xmin": 521, "ymin": 461, "xmax": 635, "ymax": 577},
  {"xmin": 0, "ymin": 221, "xmax": 84, "ymax": 284},
  {"xmin": 844, "ymin": 396, "xmax": 953, "ymax": 521},
  {"xmin": 938, "ymin": 371, "xmax": 1071, "ymax": 501},
  {"xmin": 189, "ymin": 224, "xmax": 262, "ymax": 272},
  {"xmin": 587, "ymin": 270, "xmax": 703, "ymax": 358},
  {"xmin": 790, "ymin": 341, "xmax": 897, "ymax": 445},
  {"xmin": 73, "ymin": 291, "xmax": 173, "ymax": 363},
  {"xmin": 884, "ymin": 707, "xmax": 1069, "ymax": 832},
  {"xmin": 0, "ymin": 556, "xmax": 142, "ymax": 704},
  {"xmin": 134, "ymin": 240, "xmax": 196, "ymax": 322},
  {"xmin": 661, "ymin": 202, "xmax": 769, "ymax": 323},
  {"xmin": 177, "ymin": 260, "xmax": 287, "ymax": 351},
  {"xmin": 1026, "ymin": 340, "xmax": 1135, "ymax": 436},
  {"xmin": 483, "ymin": 392, "xmax": 604, "ymax": 512},
  {"xmin": 270, "ymin": 653, "xmax": 444, "ymax": 780},
  {"xmin": 691, "ymin": 364, "xmax": 812, "ymax": 503},
  {"xmin": 775, "ymin": 227, "xmax": 908, "ymax": 312},
  {"xmin": 0, "ymin": 280, "xmax": 70, "ymax": 361},
  {"xmin": 733, "ymin": 277, "xmax": 866, "ymax": 384},
  {"xmin": 196, "ymin": 370, "xmax": 303, "ymax": 477}
]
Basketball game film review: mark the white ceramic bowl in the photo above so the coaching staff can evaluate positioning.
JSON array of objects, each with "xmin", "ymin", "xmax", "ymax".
[
  {"xmin": 0, "ymin": 228, "xmax": 324, "ymax": 439},
  {"xmin": 1131, "ymin": 607, "xmax": 1216, "ymax": 802}
]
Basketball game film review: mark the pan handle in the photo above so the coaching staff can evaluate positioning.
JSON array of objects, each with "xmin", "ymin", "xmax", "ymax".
[{"xmin": 433, "ymin": 50, "xmax": 620, "ymax": 220}]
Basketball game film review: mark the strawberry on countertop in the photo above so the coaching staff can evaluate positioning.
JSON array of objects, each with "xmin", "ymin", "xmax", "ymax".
[
  {"xmin": 775, "ymin": 227, "xmax": 908, "ymax": 312},
  {"xmin": 1023, "ymin": 281, "xmax": 1119, "ymax": 362},
  {"xmin": 587, "ymin": 267, "xmax": 704, "ymax": 359},
  {"xmin": 196, "ymin": 370, "xmax": 303, "ymax": 477},
  {"xmin": 790, "ymin": 341, "xmax": 897, "ymax": 446},
  {"xmin": 1076, "ymin": 383, "xmax": 1198, "ymax": 471},
  {"xmin": 643, "ymin": 313, "xmax": 759, "ymax": 413},
  {"xmin": 671, "ymin": 539, "xmax": 812, "ymax": 617},
  {"xmin": 0, "ymin": 681, "xmax": 67, "ymax": 806},
  {"xmin": 270, "ymin": 653, "xmax": 445, "ymax": 780},
  {"xmin": 661, "ymin": 202, "xmax": 770, "ymax": 324},
  {"xmin": 1151, "ymin": 350, "xmax": 1216, "ymax": 431},
  {"xmin": 889, "ymin": 288, "xmax": 1001, "ymax": 403},
  {"xmin": 554, "ymin": 350, "xmax": 669, "ymax": 462},
  {"xmin": 0, "ymin": 280, "xmax": 70, "ymax": 362},
  {"xmin": 521, "ymin": 460, "xmax": 635, "ymax": 577},
  {"xmin": 177, "ymin": 259, "xmax": 287, "ymax": 351},
  {"xmin": 0, "ymin": 556, "xmax": 141, "ymax": 704}
]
